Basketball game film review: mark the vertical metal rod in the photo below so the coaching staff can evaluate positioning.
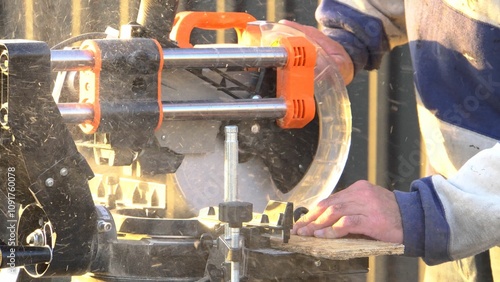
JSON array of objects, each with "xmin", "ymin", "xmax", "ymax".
[
  {"xmin": 230, "ymin": 227, "xmax": 240, "ymax": 282},
  {"xmin": 224, "ymin": 125, "xmax": 240, "ymax": 282},
  {"xmin": 224, "ymin": 125, "xmax": 238, "ymax": 240},
  {"xmin": 224, "ymin": 125, "xmax": 238, "ymax": 203}
]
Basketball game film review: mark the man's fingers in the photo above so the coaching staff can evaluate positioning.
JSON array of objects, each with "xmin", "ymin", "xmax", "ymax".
[
  {"xmin": 314, "ymin": 226, "xmax": 347, "ymax": 239},
  {"xmin": 294, "ymin": 184, "xmax": 372, "ymax": 233},
  {"xmin": 279, "ymin": 20, "xmax": 327, "ymax": 42},
  {"xmin": 278, "ymin": 19, "xmax": 307, "ymax": 33},
  {"xmin": 292, "ymin": 194, "xmax": 346, "ymax": 233},
  {"xmin": 292, "ymin": 205, "xmax": 328, "ymax": 234},
  {"xmin": 314, "ymin": 215, "xmax": 365, "ymax": 239},
  {"xmin": 278, "ymin": 19, "xmax": 344, "ymax": 56},
  {"xmin": 313, "ymin": 201, "xmax": 364, "ymax": 225},
  {"xmin": 295, "ymin": 201, "xmax": 364, "ymax": 236}
]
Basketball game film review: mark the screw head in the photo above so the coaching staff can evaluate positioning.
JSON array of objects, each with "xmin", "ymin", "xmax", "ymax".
[
  {"xmin": 60, "ymin": 168, "xmax": 68, "ymax": 177},
  {"xmin": 45, "ymin": 178, "xmax": 54, "ymax": 187},
  {"xmin": 251, "ymin": 123, "xmax": 260, "ymax": 134}
]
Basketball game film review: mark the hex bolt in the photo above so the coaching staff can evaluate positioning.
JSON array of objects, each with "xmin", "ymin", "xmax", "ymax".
[
  {"xmin": 59, "ymin": 167, "xmax": 69, "ymax": 177},
  {"xmin": 97, "ymin": 220, "xmax": 112, "ymax": 233},
  {"xmin": 26, "ymin": 229, "xmax": 45, "ymax": 247},
  {"xmin": 45, "ymin": 178, "xmax": 54, "ymax": 187}
]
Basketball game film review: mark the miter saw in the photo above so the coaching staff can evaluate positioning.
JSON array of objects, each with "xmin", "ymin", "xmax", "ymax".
[{"xmin": 0, "ymin": 0, "xmax": 354, "ymax": 281}]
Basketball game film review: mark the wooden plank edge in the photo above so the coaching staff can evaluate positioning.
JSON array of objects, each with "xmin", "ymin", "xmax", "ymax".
[{"xmin": 270, "ymin": 235, "xmax": 405, "ymax": 261}]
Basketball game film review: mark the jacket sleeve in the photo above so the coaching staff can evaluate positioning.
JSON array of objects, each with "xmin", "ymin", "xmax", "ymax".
[
  {"xmin": 315, "ymin": 0, "xmax": 406, "ymax": 74},
  {"xmin": 395, "ymin": 143, "xmax": 500, "ymax": 265}
]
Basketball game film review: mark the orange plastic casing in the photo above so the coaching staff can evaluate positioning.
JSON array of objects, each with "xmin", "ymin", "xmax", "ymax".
[
  {"xmin": 78, "ymin": 39, "xmax": 164, "ymax": 134},
  {"xmin": 171, "ymin": 11, "xmax": 317, "ymax": 129},
  {"xmin": 170, "ymin": 11, "xmax": 257, "ymax": 48},
  {"xmin": 276, "ymin": 36, "xmax": 316, "ymax": 129},
  {"xmin": 78, "ymin": 40, "xmax": 102, "ymax": 134}
]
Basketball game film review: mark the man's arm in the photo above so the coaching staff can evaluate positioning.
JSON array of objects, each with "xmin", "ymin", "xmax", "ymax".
[
  {"xmin": 399, "ymin": 143, "xmax": 500, "ymax": 264},
  {"xmin": 294, "ymin": 144, "xmax": 500, "ymax": 265},
  {"xmin": 292, "ymin": 0, "xmax": 500, "ymax": 266}
]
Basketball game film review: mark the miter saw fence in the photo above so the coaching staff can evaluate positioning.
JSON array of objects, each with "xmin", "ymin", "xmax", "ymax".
[{"xmin": 0, "ymin": 0, "xmax": 352, "ymax": 280}]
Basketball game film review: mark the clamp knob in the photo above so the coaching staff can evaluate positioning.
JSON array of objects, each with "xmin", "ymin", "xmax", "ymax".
[{"xmin": 219, "ymin": 201, "xmax": 253, "ymax": 228}]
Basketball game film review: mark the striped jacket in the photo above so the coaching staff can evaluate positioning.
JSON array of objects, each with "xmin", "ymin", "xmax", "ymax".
[{"xmin": 317, "ymin": 0, "xmax": 500, "ymax": 264}]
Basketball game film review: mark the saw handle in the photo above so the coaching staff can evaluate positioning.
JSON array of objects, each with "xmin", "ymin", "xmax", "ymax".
[{"xmin": 170, "ymin": 11, "xmax": 257, "ymax": 47}]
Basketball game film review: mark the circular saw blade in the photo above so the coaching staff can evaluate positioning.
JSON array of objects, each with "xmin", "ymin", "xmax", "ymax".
[{"xmin": 166, "ymin": 23, "xmax": 351, "ymax": 214}]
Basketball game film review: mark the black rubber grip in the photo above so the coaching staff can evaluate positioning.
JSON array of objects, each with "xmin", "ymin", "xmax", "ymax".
[
  {"xmin": 0, "ymin": 245, "xmax": 52, "ymax": 269},
  {"xmin": 137, "ymin": 0, "xmax": 179, "ymax": 46}
]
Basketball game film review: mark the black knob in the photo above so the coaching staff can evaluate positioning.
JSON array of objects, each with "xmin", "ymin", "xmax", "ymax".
[{"xmin": 219, "ymin": 201, "xmax": 253, "ymax": 228}]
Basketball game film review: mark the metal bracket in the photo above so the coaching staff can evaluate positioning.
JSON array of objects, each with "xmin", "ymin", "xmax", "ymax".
[{"xmin": 0, "ymin": 40, "xmax": 97, "ymax": 276}]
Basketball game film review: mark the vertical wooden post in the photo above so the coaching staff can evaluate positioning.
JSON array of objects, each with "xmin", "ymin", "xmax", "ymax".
[
  {"xmin": 266, "ymin": 0, "xmax": 285, "ymax": 22},
  {"xmin": 72, "ymin": 0, "xmax": 81, "ymax": 36},
  {"xmin": 366, "ymin": 56, "xmax": 390, "ymax": 282},
  {"xmin": 120, "ymin": 0, "xmax": 130, "ymax": 26},
  {"xmin": 24, "ymin": 0, "xmax": 34, "ymax": 39},
  {"xmin": 216, "ymin": 0, "xmax": 225, "ymax": 43}
]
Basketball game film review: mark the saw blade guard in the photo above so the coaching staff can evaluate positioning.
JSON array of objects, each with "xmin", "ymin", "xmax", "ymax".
[
  {"xmin": 172, "ymin": 21, "xmax": 352, "ymax": 213},
  {"xmin": 261, "ymin": 22, "xmax": 352, "ymax": 208}
]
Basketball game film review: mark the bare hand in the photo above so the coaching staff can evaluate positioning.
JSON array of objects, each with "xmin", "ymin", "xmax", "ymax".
[
  {"xmin": 279, "ymin": 20, "xmax": 354, "ymax": 85},
  {"xmin": 292, "ymin": 180, "xmax": 403, "ymax": 243}
]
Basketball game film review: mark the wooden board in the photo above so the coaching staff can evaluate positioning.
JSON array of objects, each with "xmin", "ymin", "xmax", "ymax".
[{"xmin": 270, "ymin": 235, "xmax": 404, "ymax": 260}]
